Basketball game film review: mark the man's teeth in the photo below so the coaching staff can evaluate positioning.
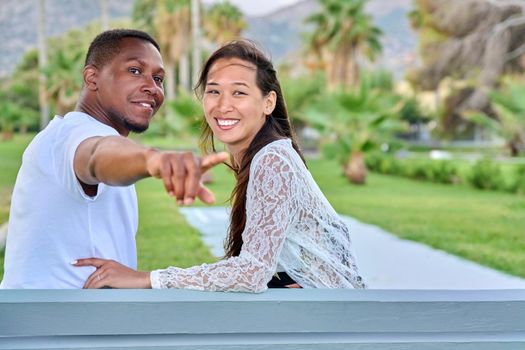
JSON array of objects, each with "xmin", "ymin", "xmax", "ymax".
[
  {"xmin": 140, "ymin": 103, "xmax": 152, "ymax": 108},
  {"xmin": 217, "ymin": 119, "xmax": 239, "ymax": 126}
]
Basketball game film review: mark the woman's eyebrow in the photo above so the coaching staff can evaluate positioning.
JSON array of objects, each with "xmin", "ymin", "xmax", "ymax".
[{"xmin": 206, "ymin": 81, "xmax": 250, "ymax": 87}]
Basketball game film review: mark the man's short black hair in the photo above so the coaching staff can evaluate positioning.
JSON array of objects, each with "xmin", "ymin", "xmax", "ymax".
[{"xmin": 84, "ymin": 29, "xmax": 161, "ymax": 68}]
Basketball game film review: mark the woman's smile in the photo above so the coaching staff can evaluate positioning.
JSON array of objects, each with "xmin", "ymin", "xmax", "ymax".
[{"xmin": 215, "ymin": 118, "xmax": 240, "ymax": 130}]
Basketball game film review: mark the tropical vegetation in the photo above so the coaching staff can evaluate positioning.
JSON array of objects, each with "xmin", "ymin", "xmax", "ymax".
[{"xmin": 305, "ymin": 0, "xmax": 382, "ymax": 90}]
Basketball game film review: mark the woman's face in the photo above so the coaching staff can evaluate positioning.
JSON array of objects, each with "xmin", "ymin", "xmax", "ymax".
[{"xmin": 203, "ymin": 57, "xmax": 276, "ymax": 157}]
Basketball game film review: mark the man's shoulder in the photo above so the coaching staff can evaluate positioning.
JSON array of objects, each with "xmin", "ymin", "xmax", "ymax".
[{"xmin": 53, "ymin": 111, "xmax": 118, "ymax": 139}]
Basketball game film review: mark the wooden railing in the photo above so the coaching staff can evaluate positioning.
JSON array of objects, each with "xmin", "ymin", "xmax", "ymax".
[{"xmin": 1, "ymin": 289, "xmax": 524, "ymax": 349}]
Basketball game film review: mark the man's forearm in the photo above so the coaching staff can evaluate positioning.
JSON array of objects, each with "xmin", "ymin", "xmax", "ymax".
[{"xmin": 77, "ymin": 136, "xmax": 156, "ymax": 186}]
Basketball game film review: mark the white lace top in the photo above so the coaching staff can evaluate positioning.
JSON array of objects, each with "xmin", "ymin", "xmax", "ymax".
[{"xmin": 150, "ymin": 139, "xmax": 365, "ymax": 292}]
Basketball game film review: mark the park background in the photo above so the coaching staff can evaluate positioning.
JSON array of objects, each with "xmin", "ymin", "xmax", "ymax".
[{"xmin": 0, "ymin": 0, "xmax": 524, "ymax": 283}]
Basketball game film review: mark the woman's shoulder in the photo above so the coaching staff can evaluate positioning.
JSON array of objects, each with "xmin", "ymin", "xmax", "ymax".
[
  {"xmin": 252, "ymin": 139, "xmax": 295, "ymax": 165},
  {"xmin": 251, "ymin": 138, "xmax": 304, "ymax": 171},
  {"xmin": 256, "ymin": 138, "xmax": 292, "ymax": 156}
]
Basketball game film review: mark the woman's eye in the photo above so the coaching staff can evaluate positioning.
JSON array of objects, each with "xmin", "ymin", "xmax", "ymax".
[
  {"xmin": 129, "ymin": 67, "xmax": 141, "ymax": 75},
  {"xmin": 205, "ymin": 89, "xmax": 219, "ymax": 95},
  {"xmin": 233, "ymin": 91, "xmax": 246, "ymax": 96}
]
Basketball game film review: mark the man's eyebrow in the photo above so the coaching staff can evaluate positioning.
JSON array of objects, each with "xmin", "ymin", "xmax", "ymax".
[{"xmin": 125, "ymin": 57, "xmax": 165, "ymax": 74}]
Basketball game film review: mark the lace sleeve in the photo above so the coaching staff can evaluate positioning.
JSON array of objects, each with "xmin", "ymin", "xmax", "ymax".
[{"xmin": 151, "ymin": 151, "xmax": 297, "ymax": 292}]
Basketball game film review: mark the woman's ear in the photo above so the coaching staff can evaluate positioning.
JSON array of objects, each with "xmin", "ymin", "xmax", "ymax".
[
  {"xmin": 265, "ymin": 91, "xmax": 277, "ymax": 116},
  {"xmin": 83, "ymin": 65, "xmax": 98, "ymax": 91}
]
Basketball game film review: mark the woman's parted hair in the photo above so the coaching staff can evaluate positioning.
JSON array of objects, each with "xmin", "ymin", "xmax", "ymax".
[{"xmin": 195, "ymin": 39, "xmax": 305, "ymax": 258}]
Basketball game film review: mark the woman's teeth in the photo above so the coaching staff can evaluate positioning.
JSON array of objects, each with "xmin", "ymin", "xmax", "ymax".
[{"xmin": 217, "ymin": 119, "xmax": 239, "ymax": 126}]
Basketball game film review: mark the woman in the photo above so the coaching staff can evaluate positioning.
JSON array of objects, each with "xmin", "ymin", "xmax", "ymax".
[{"xmin": 75, "ymin": 40, "xmax": 365, "ymax": 291}]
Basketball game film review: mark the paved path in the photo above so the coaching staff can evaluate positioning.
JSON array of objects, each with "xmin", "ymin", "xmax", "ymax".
[{"xmin": 180, "ymin": 207, "xmax": 525, "ymax": 289}]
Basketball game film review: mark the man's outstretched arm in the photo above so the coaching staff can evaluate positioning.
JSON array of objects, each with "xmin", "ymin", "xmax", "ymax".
[{"xmin": 74, "ymin": 135, "xmax": 228, "ymax": 204}]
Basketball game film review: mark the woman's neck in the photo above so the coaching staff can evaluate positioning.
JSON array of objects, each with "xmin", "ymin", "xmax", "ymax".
[{"xmin": 228, "ymin": 146, "xmax": 244, "ymax": 167}]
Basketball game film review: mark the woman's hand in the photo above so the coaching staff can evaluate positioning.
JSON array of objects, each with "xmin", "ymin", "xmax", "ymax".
[{"xmin": 73, "ymin": 258, "xmax": 152, "ymax": 289}]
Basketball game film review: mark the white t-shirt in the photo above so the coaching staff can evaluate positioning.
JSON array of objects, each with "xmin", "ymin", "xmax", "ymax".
[{"xmin": 0, "ymin": 112, "xmax": 138, "ymax": 289}]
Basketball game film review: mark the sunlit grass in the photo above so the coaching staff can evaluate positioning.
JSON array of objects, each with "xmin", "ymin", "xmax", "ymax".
[
  {"xmin": 135, "ymin": 178, "xmax": 217, "ymax": 271},
  {"xmin": 0, "ymin": 134, "xmax": 32, "ymax": 223}
]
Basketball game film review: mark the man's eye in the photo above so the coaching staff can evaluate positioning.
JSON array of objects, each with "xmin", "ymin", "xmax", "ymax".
[
  {"xmin": 129, "ymin": 67, "xmax": 141, "ymax": 75},
  {"xmin": 154, "ymin": 76, "xmax": 164, "ymax": 84}
]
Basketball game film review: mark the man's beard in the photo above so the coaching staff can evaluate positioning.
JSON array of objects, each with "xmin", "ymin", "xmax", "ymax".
[{"xmin": 123, "ymin": 118, "xmax": 149, "ymax": 133}]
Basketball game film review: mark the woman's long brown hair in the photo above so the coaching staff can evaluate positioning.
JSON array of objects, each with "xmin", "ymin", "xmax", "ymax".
[{"xmin": 195, "ymin": 40, "xmax": 305, "ymax": 258}]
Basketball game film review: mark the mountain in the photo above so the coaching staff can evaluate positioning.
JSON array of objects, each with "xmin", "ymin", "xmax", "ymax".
[
  {"xmin": 0, "ymin": 0, "xmax": 135, "ymax": 78},
  {"xmin": 244, "ymin": 0, "xmax": 417, "ymax": 78},
  {"xmin": 0, "ymin": 0, "xmax": 416, "ymax": 79}
]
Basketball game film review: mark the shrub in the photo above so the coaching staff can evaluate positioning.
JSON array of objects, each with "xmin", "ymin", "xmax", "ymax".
[
  {"xmin": 431, "ymin": 160, "xmax": 459, "ymax": 184},
  {"xmin": 509, "ymin": 165, "xmax": 525, "ymax": 194},
  {"xmin": 467, "ymin": 159, "xmax": 504, "ymax": 191}
]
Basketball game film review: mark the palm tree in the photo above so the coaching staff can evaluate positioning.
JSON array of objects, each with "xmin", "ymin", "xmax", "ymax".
[
  {"xmin": 305, "ymin": 0, "xmax": 382, "ymax": 90},
  {"xmin": 204, "ymin": 1, "xmax": 246, "ymax": 46},
  {"xmin": 465, "ymin": 77, "xmax": 525, "ymax": 157},
  {"xmin": 154, "ymin": 0, "xmax": 192, "ymax": 100},
  {"xmin": 43, "ymin": 27, "xmax": 96, "ymax": 116},
  {"xmin": 301, "ymin": 74, "xmax": 403, "ymax": 184},
  {"xmin": 44, "ymin": 48, "xmax": 84, "ymax": 115}
]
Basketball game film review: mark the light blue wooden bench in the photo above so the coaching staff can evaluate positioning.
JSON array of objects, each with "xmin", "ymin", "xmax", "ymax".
[{"xmin": 1, "ymin": 289, "xmax": 524, "ymax": 349}]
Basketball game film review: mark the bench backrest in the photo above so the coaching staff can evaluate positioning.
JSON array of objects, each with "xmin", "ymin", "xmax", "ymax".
[{"xmin": 1, "ymin": 289, "xmax": 524, "ymax": 349}]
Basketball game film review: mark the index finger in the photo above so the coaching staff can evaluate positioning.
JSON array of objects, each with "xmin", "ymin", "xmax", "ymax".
[
  {"xmin": 72, "ymin": 258, "xmax": 106, "ymax": 268},
  {"xmin": 201, "ymin": 152, "xmax": 229, "ymax": 172}
]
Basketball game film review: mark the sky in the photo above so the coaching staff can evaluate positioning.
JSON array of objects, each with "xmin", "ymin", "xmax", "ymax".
[{"xmin": 202, "ymin": 0, "xmax": 301, "ymax": 17}]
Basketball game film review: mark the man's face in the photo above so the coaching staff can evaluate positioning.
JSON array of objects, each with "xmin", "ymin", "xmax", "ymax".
[{"xmin": 95, "ymin": 38, "xmax": 165, "ymax": 135}]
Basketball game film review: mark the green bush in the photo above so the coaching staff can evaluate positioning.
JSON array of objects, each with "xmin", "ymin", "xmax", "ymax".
[
  {"xmin": 509, "ymin": 165, "xmax": 525, "ymax": 194},
  {"xmin": 430, "ymin": 160, "xmax": 459, "ymax": 184},
  {"xmin": 364, "ymin": 152, "xmax": 383, "ymax": 171},
  {"xmin": 405, "ymin": 160, "xmax": 433, "ymax": 181},
  {"xmin": 467, "ymin": 159, "xmax": 504, "ymax": 191},
  {"xmin": 364, "ymin": 152, "xmax": 403, "ymax": 175}
]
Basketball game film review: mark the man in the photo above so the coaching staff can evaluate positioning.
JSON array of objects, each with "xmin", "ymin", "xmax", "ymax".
[{"xmin": 0, "ymin": 29, "xmax": 227, "ymax": 288}]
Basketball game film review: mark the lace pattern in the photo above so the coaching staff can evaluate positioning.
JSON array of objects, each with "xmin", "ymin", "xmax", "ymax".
[{"xmin": 151, "ymin": 139, "xmax": 365, "ymax": 291}]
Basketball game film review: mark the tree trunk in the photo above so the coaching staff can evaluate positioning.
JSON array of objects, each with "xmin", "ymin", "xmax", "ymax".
[
  {"xmin": 166, "ymin": 64, "xmax": 176, "ymax": 101},
  {"xmin": 345, "ymin": 151, "xmax": 367, "ymax": 184},
  {"xmin": 37, "ymin": 0, "xmax": 49, "ymax": 130},
  {"xmin": 179, "ymin": 54, "xmax": 190, "ymax": 92},
  {"xmin": 347, "ymin": 47, "xmax": 360, "ymax": 89},
  {"xmin": 1, "ymin": 130, "xmax": 14, "ymax": 141},
  {"xmin": 191, "ymin": 0, "xmax": 201, "ymax": 87}
]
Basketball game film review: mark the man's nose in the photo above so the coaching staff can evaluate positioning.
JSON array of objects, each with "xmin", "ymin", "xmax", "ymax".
[{"xmin": 141, "ymin": 76, "xmax": 158, "ymax": 95}]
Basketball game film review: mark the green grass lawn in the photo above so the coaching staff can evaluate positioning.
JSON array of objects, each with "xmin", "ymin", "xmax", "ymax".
[
  {"xmin": 0, "ymin": 134, "xmax": 33, "ymax": 224},
  {"xmin": 135, "ymin": 179, "xmax": 216, "ymax": 271},
  {"xmin": 1, "ymin": 135, "xmax": 524, "ymax": 281}
]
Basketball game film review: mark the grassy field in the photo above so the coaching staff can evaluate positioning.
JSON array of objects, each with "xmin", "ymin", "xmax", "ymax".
[
  {"xmin": 1, "ymin": 135, "xmax": 524, "ymax": 280},
  {"xmin": 0, "ymin": 134, "xmax": 33, "ymax": 224},
  {"xmin": 135, "ymin": 179, "xmax": 216, "ymax": 271}
]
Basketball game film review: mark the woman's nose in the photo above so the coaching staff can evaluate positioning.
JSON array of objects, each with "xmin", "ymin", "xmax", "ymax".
[{"xmin": 218, "ymin": 95, "xmax": 234, "ymax": 113}]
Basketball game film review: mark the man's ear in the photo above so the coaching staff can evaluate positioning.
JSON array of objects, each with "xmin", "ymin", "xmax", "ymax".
[
  {"xmin": 265, "ymin": 91, "xmax": 277, "ymax": 115},
  {"xmin": 83, "ymin": 65, "xmax": 99, "ymax": 91}
]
